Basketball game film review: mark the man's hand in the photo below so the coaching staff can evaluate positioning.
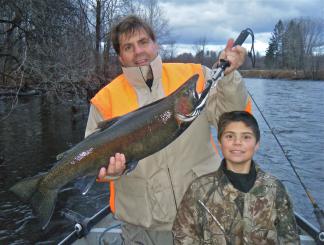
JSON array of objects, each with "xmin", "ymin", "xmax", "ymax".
[
  {"xmin": 98, "ymin": 153, "xmax": 126, "ymax": 179},
  {"xmin": 215, "ymin": 38, "xmax": 247, "ymax": 75}
]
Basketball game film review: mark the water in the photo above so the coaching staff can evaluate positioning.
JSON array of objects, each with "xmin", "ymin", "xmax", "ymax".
[
  {"xmin": 0, "ymin": 78, "xmax": 323, "ymax": 244},
  {"xmin": 0, "ymin": 97, "xmax": 109, "ymax": 244},
  {"xmin": 244, "ymin": 78, "xmax": 324, "ymax": 226}
]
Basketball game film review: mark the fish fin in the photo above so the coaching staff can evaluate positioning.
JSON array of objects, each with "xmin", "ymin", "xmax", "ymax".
[
  {"xmin": 124, "ymin": 161, "xmax": 139, "ymax": 175},
  {"xmin": 74, "ymin": 175, "xmax": 97, "ymax": 195},
  {"xmin": 31, "ymin": 188, "xmax": 57, "ymax": 230},
  {"xmin": 56, "ymin": 150, "xmax": 70, "ymax": 161},
  {"xmin": 10, "ymin": 173, "xmax": 46, "ymax": 202},
  {"xmin": 10, "ymin": 173, "xmax": 57, "ymax": 230},
  {"xmin": 56, "ymin": 152, "xmax": 64, "ymax": 161},
  {"xmin": 97, "ymin": 116, "xmax": 121, "ymax": 131}
]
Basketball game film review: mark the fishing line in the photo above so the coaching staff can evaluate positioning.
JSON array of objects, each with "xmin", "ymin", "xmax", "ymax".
[
  {"xmin": 98, "ymin": 223, "xmax": 122, "ymax": 245},
  {"xmin": 241, "ymin": 28, "xmax": 255, "ymax": 68},
  {"xmin": 243, "ymin": 27, "xmax": 321, "ymax": 212},
  {"xmin": 167, "ymin": 167, "xmax": 178, "ymax": 212},
  {"xmin": 248, "ymin": 92, "xmax": 317, "ymax": 207},
  {"xmin": 242, "ymin": 30, "xmax": 324, "ymax": 241},
  {"xmin": 248, "ymin": 91, "xmax": 324, "ymax": 242}
]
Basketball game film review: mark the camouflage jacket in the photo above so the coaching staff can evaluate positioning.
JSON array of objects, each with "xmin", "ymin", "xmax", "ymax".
[{"xmin": 172, "ymin": 163, "xmax": 300, "ymax": 245}]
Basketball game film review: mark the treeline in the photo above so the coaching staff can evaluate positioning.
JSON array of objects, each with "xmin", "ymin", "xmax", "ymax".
[
  {"xmin": 1, "ymin": 2, "xmax": 324, "ymax": 101},
  {"xmin": 264, "ymin": 17, "xmax": 324, "ymax": 79},
  {"xmin": 0, "ymin": 0, "xmax": 169, "ymax": 99},
  {"xmin": 164, "ymin": 17, "xmax": 324, "ymax": 80}
]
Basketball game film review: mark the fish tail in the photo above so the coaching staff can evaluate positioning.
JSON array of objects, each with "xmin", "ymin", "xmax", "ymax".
[
  {"xmin": 10, "ymin": 173, "xmax": 57, "ymax": 229},
  {"xmin": 10, "ymin": 174, "xmax": 45, "ymax": 202}
]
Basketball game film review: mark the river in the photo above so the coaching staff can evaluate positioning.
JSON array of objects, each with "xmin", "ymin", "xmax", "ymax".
[{"xmin": 0, "ymin": 78, "xmax": 323, "ymax": 244}]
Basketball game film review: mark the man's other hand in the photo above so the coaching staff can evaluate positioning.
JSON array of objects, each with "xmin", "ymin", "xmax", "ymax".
[{"xmin": 98, "ymin": 153, "xmax": 126, "ymax": 179}]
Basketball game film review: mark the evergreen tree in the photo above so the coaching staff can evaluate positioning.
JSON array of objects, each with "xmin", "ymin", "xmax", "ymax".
[{"xmin": 264, "ymin": 20, "xmax": 284, "ymax": 68}]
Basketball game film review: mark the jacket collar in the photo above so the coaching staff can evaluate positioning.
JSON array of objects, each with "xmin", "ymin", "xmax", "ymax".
[
  {"xmin": 121, "ymin": 55, "xmax": 162, "ymax": 89},
  {"xmin": 217, "ymin": 160, "xmax": 265, "ymax": 198}
]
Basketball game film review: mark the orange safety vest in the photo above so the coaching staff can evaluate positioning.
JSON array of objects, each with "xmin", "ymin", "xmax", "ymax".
[
  {"xmin": 91, "ymin": 63, "xmax": 206, "ymax": 212},
  {"xmin": 91, "ymin": 63, "xmax": 206, "ymax": 119}
]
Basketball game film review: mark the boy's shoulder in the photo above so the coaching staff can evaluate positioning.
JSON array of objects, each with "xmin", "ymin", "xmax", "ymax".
[
  {"xmin": 188, "ymin": 170, "xmax": 222, "ymax": 193},
  {"xmin": 255, "ymin": 163, "xmax": 286, "ymax": 189}
]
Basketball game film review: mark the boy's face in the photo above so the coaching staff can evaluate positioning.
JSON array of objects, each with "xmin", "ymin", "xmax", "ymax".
[
  {"xmin": 118, "ymin": 28, "xmax": 158, "ymax": 67},
  {"xmin": 219, "ymin": 121, "xmax": 259, "ymax": 169}
]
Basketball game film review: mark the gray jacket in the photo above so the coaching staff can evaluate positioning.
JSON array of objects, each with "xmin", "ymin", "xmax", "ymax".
[{"xmin": 85, "ymin": 55, "xmax": 249, "ymax": 230}]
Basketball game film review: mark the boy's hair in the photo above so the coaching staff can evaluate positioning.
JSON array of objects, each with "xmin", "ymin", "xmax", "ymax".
[
  {"xmin": 111, "ymin": 15, "xmax": 156, "ymax": 55},
  {"xmin": 217, "ymin": 111, "xmax": 260, "ymax": 143}
]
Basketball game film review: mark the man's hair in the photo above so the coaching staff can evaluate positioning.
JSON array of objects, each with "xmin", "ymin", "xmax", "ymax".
[
  {"xmin": 111, "ymin": 15, "xmax": 156, "ymax": 55},
  {"xmin": 217, "ymin": 111, "xmax": 260, "ymax": 143}
]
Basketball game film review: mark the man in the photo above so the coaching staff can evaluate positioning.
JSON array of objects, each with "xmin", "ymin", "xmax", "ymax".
[
  {"xmin": 172, "ymin": 111, "xmax": 300, "ymax": 244},
  {"xmin": 85, "ymin": 15, "xmax": 250, "ymax": 244}
]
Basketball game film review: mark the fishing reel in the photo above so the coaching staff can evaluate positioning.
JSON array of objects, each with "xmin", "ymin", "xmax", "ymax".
[{"xmin": 210, "ymin": 28, "xmax": 255, "ymax": 87}]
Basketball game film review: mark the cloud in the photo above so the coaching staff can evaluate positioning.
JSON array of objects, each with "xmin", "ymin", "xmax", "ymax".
[{"xmin": 160, "ymin": 0, "xmax": 324, "ymax": 53}]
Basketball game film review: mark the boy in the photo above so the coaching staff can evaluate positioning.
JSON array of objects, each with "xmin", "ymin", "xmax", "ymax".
[{"xmin": 172, "ymin": 111, "xmax": 300, "ymax": 244}]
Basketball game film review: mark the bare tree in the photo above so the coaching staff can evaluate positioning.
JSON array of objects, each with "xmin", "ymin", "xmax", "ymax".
[
  {"xmin": 128, "ymin": 0, "xmax": 170, "ymax": 44},
  {"xmin": 0, "ymin": 0, "xmax": 24, "ymax": 86},
  {"xmin": 160, "ymin": 39, "xmax": 177, "ymax": 61},
  {"xmin": 193, "ymin": 36, "xmax": 207, "ymax": 64},
  {"xmin": 0, "ymin": 0, "xmax": 171, "ymax": 102},
  {"xmin": 299, "ymin": 17, "xmax": 324, "ymax": 78}
]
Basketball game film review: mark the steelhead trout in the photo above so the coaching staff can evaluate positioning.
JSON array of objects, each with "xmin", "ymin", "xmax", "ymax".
[{"xmin": 10, "ymin": 74, "xmax": 213, "ymax": 230}]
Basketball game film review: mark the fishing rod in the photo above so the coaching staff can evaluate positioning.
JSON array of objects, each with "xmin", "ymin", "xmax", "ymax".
[
  {"xmin": 178, "ymin": 28, "xmax": 253, "ymax": 122},
  {"xmin": 242, "ymin": 31, "xmax": 324, "ymax": 242},
  {"xmin": 58, "ymin": 205, "xmax": 112, "ymax": 245},
  {"xmin": 208, "ymin": 28, "xmax": 255, "ymax": 88},
  {"xmin": 187, "ymin": 28, "xmax": 255, "ymax": 118},
  {"xmin": 249, "ymin": 92, "xmax": 324, "ymax": 243}
]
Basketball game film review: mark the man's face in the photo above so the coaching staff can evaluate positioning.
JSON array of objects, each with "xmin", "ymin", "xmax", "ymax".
[
  {"xmin": 118, "ymin": 28, "xmax": 158, "ymax": 67},
  {"xmin": 219, "ymin": 121, "xmax": 259, "ymax": 168}
]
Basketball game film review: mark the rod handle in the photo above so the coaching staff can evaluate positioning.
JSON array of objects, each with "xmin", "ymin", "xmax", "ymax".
[{"xmin": 234, "ymin": 29, "xmax": 250, "ymax": 46}]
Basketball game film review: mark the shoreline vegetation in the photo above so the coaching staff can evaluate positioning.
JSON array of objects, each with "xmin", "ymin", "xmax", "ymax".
[
  {"xmin": 1, "ymin": 69, "xmax": 323, "ymax": 100},
  {"xmin": 240, "ymin": 69, "xmax": 324, "ymax": 81}
]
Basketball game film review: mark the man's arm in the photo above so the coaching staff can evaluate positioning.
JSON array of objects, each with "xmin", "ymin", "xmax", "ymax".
[
  {"xmin": 275, "ymin": 181, "xmax": 301, "ymax": 244},
  {"xmin": 201, "ymin": 39, "xmax": 249, "ymax": 128}
]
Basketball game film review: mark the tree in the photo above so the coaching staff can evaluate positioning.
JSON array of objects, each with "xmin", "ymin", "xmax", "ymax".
[
  {"xmin": 298, "ymin": 17, "xmax": 324, "ymax": 78},
  {"xmin": 0, "ymin": 0, "xmax": 170, "ymax": 100},
  {"xmin": 265, "ymin": 17, "xmax": 323, "ymax": 78},
  {"xmin": 264, "ymin": 20, "xmax": 284, "ymax": 68},
  {"xmin": 264, "ymin": 42, "xmax": 276, "ymax": 68},
  {"xmin": 128, "ymin": 0, "xmax": 170, "ymax": 44},
  {"xmin": 160, "ymin": 39, "xmax": 177, "ymax": 61},
  {"xmin": 193, "ymin": 36, "xmax": 207, "ymax": 65}
]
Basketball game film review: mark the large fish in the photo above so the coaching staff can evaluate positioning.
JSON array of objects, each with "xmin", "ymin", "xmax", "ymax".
[{"xmin": 10, "ymin": 74, "xmax": 213, "ymax": 230}]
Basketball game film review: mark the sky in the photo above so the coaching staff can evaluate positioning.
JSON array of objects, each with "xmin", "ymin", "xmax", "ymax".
[{"xmin": 160, "ymin": 0, "xmax": 324, "ymax": 55}]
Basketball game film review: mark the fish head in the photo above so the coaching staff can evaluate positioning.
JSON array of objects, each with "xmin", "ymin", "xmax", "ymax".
[{"xmin": 174, "ymin": 74, "xmax": 202, "ymax": 123}]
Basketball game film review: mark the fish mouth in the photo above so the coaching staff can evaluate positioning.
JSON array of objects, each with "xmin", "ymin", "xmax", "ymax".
[{"xmin": 176, "ymin": 80, "xmax": 211, "ymax": 122}]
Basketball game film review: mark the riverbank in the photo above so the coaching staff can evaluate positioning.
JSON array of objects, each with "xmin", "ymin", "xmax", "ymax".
[
  {"xmin": 240, "ymin": 69, "xmax": 324, "ymax": 80},
  {"xmin": 1, "ymin": 69, "xmax": 323, "ymax": 101}
]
